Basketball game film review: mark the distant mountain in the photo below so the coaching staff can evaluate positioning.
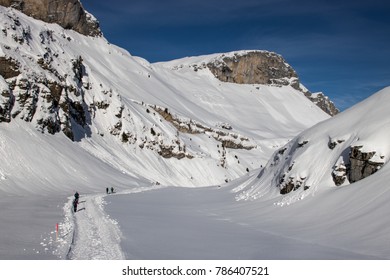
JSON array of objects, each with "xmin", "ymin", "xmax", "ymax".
[
  {"xmin": 0, "ymin": 4, "xmax": 330, "ymax": 193},
  {"xmin": 159, "ymin": 51, "xmax": 339, "ymax": 116},
  {"xmin": 237, "ymin": 86, "xmax": 390, "ymax": 204}
]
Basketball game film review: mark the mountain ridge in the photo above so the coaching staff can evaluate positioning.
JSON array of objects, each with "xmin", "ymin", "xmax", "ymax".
[
  {"xmin": 0, "ymin": 5, "xmax": 329, "ymax": 191},
  {"xmin": 156, "ymin": 50, "xmax": 339, "ymax": 116}
]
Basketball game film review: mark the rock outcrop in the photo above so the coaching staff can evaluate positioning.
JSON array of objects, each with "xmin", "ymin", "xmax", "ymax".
[
  {"xmin": 348, "ymin": 146, "xmax": 384, "ymax": 183},
  {"xmin": 332, "ymin": 160, "xmax": 347, "ymax": 186},
  {"xmin": 0, "ymin": 56, "xmax": 20, "ymax": 79},
  {"xmin": 273, "ymin": 139, "xmax": 386, "ymax": 195},
  {"xmin": 207, "ymin": 51, "xmax": 339, "ymax": 116},
  {"xmin": 207, "ymin": 51, "xmax": 300, "ymax": 89},
  {"xmin": 305, "ymin": 92, "xmax": 339, "ymax": 116},
  {"xmin": 332, "ymin": 145, "xmax": 384, "ymax": 186},
  {"xmin": 0, "ymin": 0, "xmax": 101, "ymax": 36}
]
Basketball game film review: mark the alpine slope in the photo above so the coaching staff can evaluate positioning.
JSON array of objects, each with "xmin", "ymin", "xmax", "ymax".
[{"xmin": 2, "ymin": 3, "xmax": 390, "ymax": 260}]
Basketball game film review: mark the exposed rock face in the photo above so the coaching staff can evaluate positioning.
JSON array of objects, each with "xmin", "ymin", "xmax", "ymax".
[
  {"xmin": 207, "ymin": 51, "xmax": 300, "ymax": 89},
  {"xmin": 4, "ymin": 66, "xmax": 90, "ymax": 141},
  {"xmin": 207, "ymin": 51, "xmax": 339, "ymax": 116},
  {"xmin": 0, "ymin": 56, "xmax": 20, "ymax": 78},
  {"xmin": 0, "ymin": 80, "xmax": 14, "ymax": 122},
  {"xmin": 153, "ymin": 105, "xmax": 256, "ymax": 151},
  {"xmin": 348, "ymin": 146, "xmax": 384, "ymax": 183},
  {"xmin": 332, "ymin": 162, "xmax": 347, "ymax": 186},
  {"xmin": 305, "ymin": 92, "xmax": 339, "ymax": 116},
  {"xmin": 277, "ymin": 140, "xmax": 386, "ymax": 195},
  {"xmin": 0, "ymin": 0, "xmax": 101, "ymax": 36},
  {"xmin": 331, "ymin": 144, "xmax": 384, "ymax": 186}
]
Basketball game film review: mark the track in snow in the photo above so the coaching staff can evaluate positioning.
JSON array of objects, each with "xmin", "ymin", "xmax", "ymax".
[
  {"xmin": 63, "ymin": 194, "xmax": 125, "ymax": 260},
  {"xmin": 54, "ymin": 186, "xmax": 163, "ymax": 260}
]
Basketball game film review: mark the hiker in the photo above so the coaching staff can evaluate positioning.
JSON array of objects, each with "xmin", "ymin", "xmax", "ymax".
[
  {"xmin": 111, "ymin": 187, "xmax": 114, "ymax": 194},
  {"xmin": 106, "ymin": 187, "xmax": 109, "ymax": 194},
  {"xmin": 73, "ymin": 191, "xmax": 79, "ymax": 212},
  {"xmin": 73, "ymin": 198, "xmax": 78, "ymax": 212}
]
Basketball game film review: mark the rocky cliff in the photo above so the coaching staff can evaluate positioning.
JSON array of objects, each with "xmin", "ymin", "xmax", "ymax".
[
  {"xmin": 207, "ymin": 51, "xmax": 300, "ymax": 88},
  {"xmin": 0, "ymin": 0, "xmax": 101, "ymax": 36},
  {"xmin": 348, "ymin": 145, "xmax": 384, "ymax": 183},
  {"xmin": 207, "ymin": 51, "xmax": 339, "ymax": 116}
]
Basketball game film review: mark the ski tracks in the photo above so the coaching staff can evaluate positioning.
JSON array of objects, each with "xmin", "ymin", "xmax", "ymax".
[
  {"xmin": 59, "ymin": 194, "xmax": 125, "ymax": 260},
  {"xmin": 54, "ymin": 186, "xmax": 163, "ymax": 260}
]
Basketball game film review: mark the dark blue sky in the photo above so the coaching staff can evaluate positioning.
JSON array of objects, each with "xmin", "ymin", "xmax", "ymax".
[{"xmin": 81, "ymin": 0, "xmax": 390, "ymax": 111}]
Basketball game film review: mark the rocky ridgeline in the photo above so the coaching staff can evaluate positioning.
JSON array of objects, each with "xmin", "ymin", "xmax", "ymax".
[
  {"xmin": 0, "ymin": 0, "xmax": 101, "ymax": 36},
  {"xmin": 305, "ymin": 92, "xmax": 339, "ymax": 116},
  {"xmin": 0, "ymin": 8, "xmax": 258, "ymax": 164},
  {"xmin": 206, "ymin": 51, "xmax": 339, "ymax": 116}
]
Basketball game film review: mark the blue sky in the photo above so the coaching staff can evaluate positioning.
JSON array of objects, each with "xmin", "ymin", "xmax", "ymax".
[{"xmin": 81, "ymin": 0, "xmax": 390, "ymax": 111}]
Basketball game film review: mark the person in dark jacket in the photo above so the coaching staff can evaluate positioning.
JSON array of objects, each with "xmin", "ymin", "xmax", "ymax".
[
  {"xmin": 73, "ymin": 191, "xmax": 79, "ymax": 212},
  {"xmin": 73, "ymin": 198, "xmax": 78, "ymax": 212}
]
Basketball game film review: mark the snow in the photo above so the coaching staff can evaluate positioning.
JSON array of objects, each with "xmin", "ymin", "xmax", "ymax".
[
  {"xmin": 64, "ymin": 194, "xmax": 125, "ymax": 260},
  {"xmin": 0, "ymin": 5, "xmax": 329, "ymax": 191},
  {"xmin": 238, "ymin": 86, "xmax": 390, "ymax": 203},
  {"xmin": 103, "ymin": 186, "xmax": 380, "ymax": 260},
  {"xmin": 1, "ymin": 6, "xmax": 390, "ymax": 262}
]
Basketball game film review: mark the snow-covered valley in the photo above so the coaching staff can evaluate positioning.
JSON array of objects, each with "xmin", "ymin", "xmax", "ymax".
[{"xmin": 1, "ymin": 3, "xmax": 390, "ymax": 261}]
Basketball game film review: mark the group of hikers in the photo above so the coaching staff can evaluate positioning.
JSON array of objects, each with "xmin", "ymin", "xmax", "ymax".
[
  {"xmin": 72, "ymin": 187, "xmax": 116, "ymax": 213},
  {"xmin": 106, "ymin": 187, "xmax": 115, "ymax": 194}
]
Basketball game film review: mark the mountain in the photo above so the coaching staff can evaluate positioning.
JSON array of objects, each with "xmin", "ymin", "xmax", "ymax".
[
  {"xmin": 159, "ymin": 51, "xmax": 339, "ymax": 116},
  {"xmin": 237, "ymin": 86, "xmax": 390, "ymax": 204},
  {"xmin": 1, "ymin": 1, "xmax": 390, "ymax": 262},
  {"xmin": 0, "ymin": 0, "xmax": 101, "ymax": 36},
  {"xmin": 0, "ymin": 4, "xmax": 330, "ymax": 193}
]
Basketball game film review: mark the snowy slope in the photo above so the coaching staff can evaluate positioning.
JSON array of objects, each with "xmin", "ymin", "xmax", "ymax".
[
  {"xmin": 1, "ymin": 4, "xmax": 390, "ymax": 261},
  {"xmin": 238, "ymin": 86, "xmax": 390, "ymax": 203},
  {"xmin": 0, "ymin": 6, "xmax": 329, "ymax": 194},
  {"xmin": 96, "ymin": 88, "xmax": 390, "ymax": 260}
]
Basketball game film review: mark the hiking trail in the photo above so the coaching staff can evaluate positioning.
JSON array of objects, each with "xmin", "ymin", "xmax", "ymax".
[{"xmin": 53, "ymin": 186, "xmax": 162, "ymax": 260}]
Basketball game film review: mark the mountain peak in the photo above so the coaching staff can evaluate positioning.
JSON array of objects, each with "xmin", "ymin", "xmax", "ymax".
[
  {"xmin": 0, "ymin": 0, "xmax": 101, "ymax": 37},
  {"xmin": 158, "ymin": 50, "xmax": 339, "ymax": 116}
]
